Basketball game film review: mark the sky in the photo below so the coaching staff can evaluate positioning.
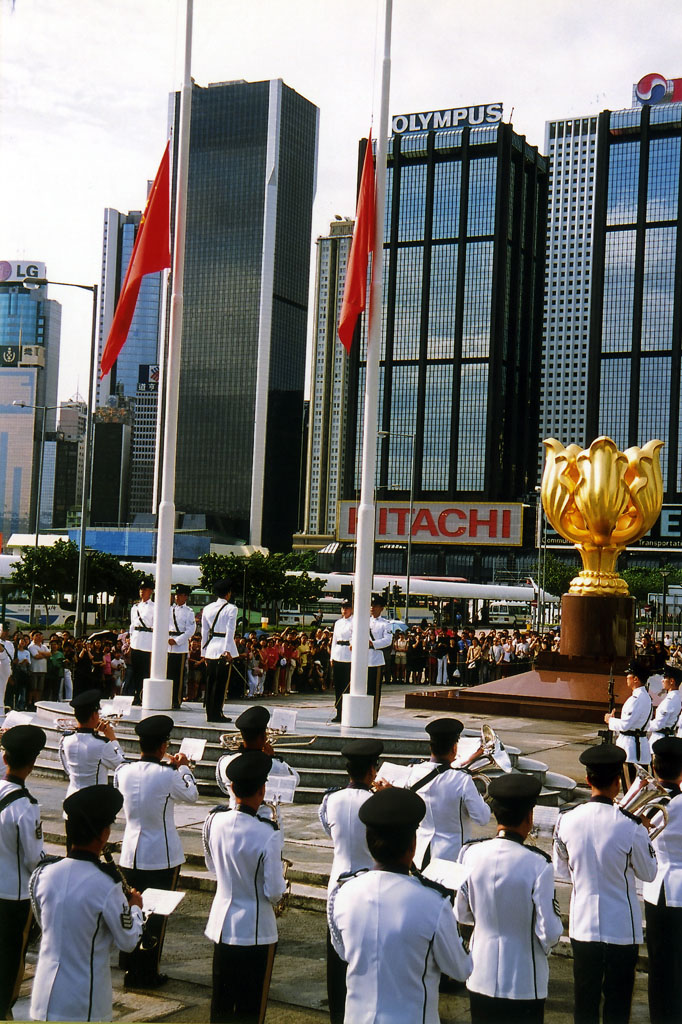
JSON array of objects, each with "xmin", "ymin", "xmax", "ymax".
[{"xmin": 2, "ymin": 0, "xmax": 682, "ymax": 401}]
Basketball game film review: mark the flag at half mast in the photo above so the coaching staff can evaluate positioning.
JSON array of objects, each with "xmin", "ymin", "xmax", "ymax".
[
  {"xmin": 100, "ymin": 142, "xmax": 172, "ymax": 378},
  {"xmin": 338, "ymin": 133, "xmax": 376, "ymax": 352}
]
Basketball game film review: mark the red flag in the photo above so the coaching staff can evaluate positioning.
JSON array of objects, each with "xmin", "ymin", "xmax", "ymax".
[
  {"xmin": 338, "ymin": 133, "xmax": 376, "ymax": 352},
  {"xmin": 100, "ymin": 142, "xmax": 171, "ymax": 378}
]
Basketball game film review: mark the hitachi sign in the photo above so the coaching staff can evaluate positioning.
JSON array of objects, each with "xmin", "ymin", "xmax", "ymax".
[
  {"xmin": 337, "ymin": 500, "xmax": 523, "ymax": 546},
  {"xmin": 392, "ymin": 104, "xmax": 503, "ymax": 135}
]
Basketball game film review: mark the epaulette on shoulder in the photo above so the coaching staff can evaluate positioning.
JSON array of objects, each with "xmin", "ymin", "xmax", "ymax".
[
  {"xmin": 527, "ymin": 845, "xmax": 552, "ymax": 862},
  {"xmin": 413, "ymin": 871, "xmax": 454, "ymax": 903},
  {"xmin": 457, "ymin": 766, "xmax": 473, "ymax": 776},
  {"xmin": 210, "ymin": 804, "xmax": 232, "ymax": 814},
  {"xmin": 324, "ymin": 786, "xmax": 343, "ymax": 796},
  {"xmin": 256, "ymin": 814, "xmax": 279, "ymax": 830},
  {"xmin": 92, "ymin": 732, "xmax": 109, "ymax": 743},
  {"xmin": 618, "ymin": 806, "xmax": 643, "ymax": 825},
  {"xmin": 461, "ymin": 836, "xmax": 492, "ymax": 850},
  {"xmin": 558, "ymin": 801, "xmax": 582, "ymax": 815},
  {"xmin": 337, "ymin": 868, "xmax": 369, "ymax": 885}
]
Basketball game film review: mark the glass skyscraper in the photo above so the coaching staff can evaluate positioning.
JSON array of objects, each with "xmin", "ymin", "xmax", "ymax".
[
  {"xmin": 344, "ymin": 122, "xmax": 548, "ymax": 507},
  {"xmin": 587, "ymin": 101, "xmax": 682, "ymax": 497},
  {"xmin": 171, "ymin": 79, "xmax": 319, "ymax": 551}
]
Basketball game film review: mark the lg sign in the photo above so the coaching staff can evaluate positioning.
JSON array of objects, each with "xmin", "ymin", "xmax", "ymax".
[
  {"xmin": 0, "ymin": 261, "xmax": 46, "ymax": 283},
  {"xmin": 337, "ymin": 501, "xmax": 523, "ymax": 547},
  {"xmin": 392, "ymin": 103, "xmax": 503, "ymax": 135}
]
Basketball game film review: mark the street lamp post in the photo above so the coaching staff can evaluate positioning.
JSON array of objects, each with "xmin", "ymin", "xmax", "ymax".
[
  {"xmin": 378, "ymin": 429, "xmax": 416, "ymax": 625},
  {"xmin": 23, "ymin": 278, "xmax": 98, "ymax": 637},
  {"xmin": 661, "ymin": 569, "xmax": 670, "ymax": 646}
]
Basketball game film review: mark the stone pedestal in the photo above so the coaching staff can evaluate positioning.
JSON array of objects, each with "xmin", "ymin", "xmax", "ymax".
[{"xmin": 559, "ymin": 594, "xmax": 635, "ymax": 660}]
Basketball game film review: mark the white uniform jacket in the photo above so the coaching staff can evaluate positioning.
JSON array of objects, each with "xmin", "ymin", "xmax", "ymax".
[
  {"xmin": 129, "ymin": 599, "xmax": 155, "ymax": 653},
  {"xmin": 330, "ymin": 615, "xmax": 353, "ymax": 664},
  {"xmin": 29, "ymin": 852, "xmax": 143, "ymax": 1022},
  {"xmin": 319, "ymin": 783, "xmax": 374, "ymax": 894},
  {"xmin": 608, "ymin": 685, "xmax": 653, "ymax": 763},
  {"xmin": 0, "ymin": 776, "xmax": 44, "ymax": 900},
  {"xmin": 215, "ymin": 750, "xmax": 300, "ymax": 825},
  {"xmin": 167, "ymin": 602, "xmax": 196, "ymax": 655},
  {"xmin": 649, "ymin": 689, "xmax": 682, "ymax": 746},
  {"xmin": 201, "ymin": 599, "xmax": 238, "ymax": 660},
  {"xmin": 368, "ymin": 615, "xmax": 393, "ymax": 668},
  {"xmin": 404, "ymin": 760, "xmax": 491, "ymax": 867},
  {"xmin": 114, "ymin": 757, "xmax": 198, "ymax": 870},
  {"xmin": 59, "ymin": 729, "xmax": 125, "ymax": 798},
  {"xmin": 643, "ymin": 786, "xmax": 682, "ymax": 907},
  {"xmin": 553, "ymin": 797, "xmax": 657, "ymax": 943},
  {"xmin": 0, "ymin": 637, "xmax": 15, "ymax": 686},
  {"xmin": 203, "ymin": 804, "xmax": 285, "ymax": 946},
  {"xmin": 329, "ymin": 867, "xmax": 471, "ymax": 1024},
  {"xmin": 456, "ymin": 834, "xmax": 563, "ymax": 1001}
]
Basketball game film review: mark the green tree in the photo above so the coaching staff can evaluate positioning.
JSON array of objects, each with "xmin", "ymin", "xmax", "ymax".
[
  {"xmin": 198, "ymin": 550, "xmax": 325, "ymax": 626},
  {"xmin": 540, "ymin": 552, "xmax": 580, "ymax": 597}
]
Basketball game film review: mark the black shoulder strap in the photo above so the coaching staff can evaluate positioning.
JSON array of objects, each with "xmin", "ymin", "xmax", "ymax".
[
  {"xmin": 409, "ymin": 762, "xmax": 450, "ymax": 793},
  {"xmin": 208, "ymin": 601, "xmax": 229, "ymax": 641},
  {"xmin": 0, "ymin": 788, "xmax": 33, "ymax": 813}
]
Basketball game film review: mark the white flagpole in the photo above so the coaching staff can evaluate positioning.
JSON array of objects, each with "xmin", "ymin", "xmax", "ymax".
[
  {"xmin": 343, "ymin": 0, "xmax": 393, "ymax": 728},
  {"xmin": 143, "ymin": 0, "xmax": 193, "ymax": 709}
]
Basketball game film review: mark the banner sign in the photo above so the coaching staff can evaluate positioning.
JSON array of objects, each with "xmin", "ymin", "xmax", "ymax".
[
  {"xmin": 337, "ymin": 500, "xmax": 523, "ymax": 546},
  {"xmin": 543, "ymin": 505, "xmax": 682, "ymax": 550},
  {"xmin": 392, "ymin": 103, "xmax": 503, "ymax": 135}
]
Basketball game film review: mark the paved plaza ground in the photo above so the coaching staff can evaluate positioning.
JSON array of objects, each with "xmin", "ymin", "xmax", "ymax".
[{"xmin": 12, "ymin": 685, "xmax": 654, "ymax": 1022}]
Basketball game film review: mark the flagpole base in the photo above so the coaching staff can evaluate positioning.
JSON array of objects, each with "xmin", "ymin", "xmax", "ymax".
[
  {"xmin": 341, "ymin": 694, "xmax": 374, "ymax": 728},
  {"xmin": 142, "ymin": 678, "xmax": 173, "ymax": 711}
]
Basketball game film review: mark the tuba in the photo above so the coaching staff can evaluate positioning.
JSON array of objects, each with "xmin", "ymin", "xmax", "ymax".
[
  {"xmin": 457, "ymin": 725, "xmax": 512, "ymax": 796},
  {"xmin": 618, "ymin": 765, "xmax": 670, "ymax": 840},
  {"xmin": 260, "ymin": 800, "xmax": 292, "ymax": 917}
]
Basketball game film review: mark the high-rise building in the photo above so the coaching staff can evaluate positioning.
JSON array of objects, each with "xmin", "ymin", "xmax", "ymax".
[
  {"xmin": 587, "ymin": 99, "xmax": 682, "ymax": 500},
  {"xmin": 90, "ymin": 405, "xmax": 132, "ymax": 526},
  {"xmin": 0, "ymin": 262, "xmax": 61, "ymax": 541},
  {"xmin": 344, "ymin": 119, "xmax": 547, "ymax": 508},
  {"xmin": 297, "ymin": 217, "xmax": 354, "ymax": 547},
  {"xmin": 171, "ymin": 79, "xmax": 319, "ymax": 550}
]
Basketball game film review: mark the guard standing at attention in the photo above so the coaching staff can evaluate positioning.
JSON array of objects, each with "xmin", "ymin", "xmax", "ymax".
[
  {"xmin": 328, "ymin": 787, "xmax": 471, "ymax": 1023},
  {"xmin": 405, "ymin": 718, "xmax": 491, "ymax": 868},
  {"xmin": 203, "ymin": 750, "xmax": 287, "ymax": 1024},
  {"xmin": 0, "ymin": 724, "xmax": 46, "ymax": 1020},
  {"xmin": 202, "ymin": 579, "xmax": 238, "ymax": 723},
  {"xmin": 553, "ymin": 745, "xmax": 657, "ymax": 1024},
  {"xmin": 649, "ymin": 663, "xmax": 682, "ymax": 746},
  {"xmin": 114, "ymin": 714, "xmax": 198, "ymax": 989},
  {"xmin": 643, "ymin": 736, "xmax": 682, "ymax": 1024},
  {"xmin": 29, "ymin": 785, "xmax": 144, "ymax": 1022},
  {"xmin": 456, "ymin": 774, "xmax": 563, "ymax": 1024},
  {"xmin": 330, "ymin": 598, "xmax": 353, "ymax": 722},
  {"xmin": 319, "ymin": 739, "xmax": 384, "ymax": 1024},
  {"xmin": 167, "ymin": 584, "xmax": 197, "ymax": 709},
  {"xmin": 59, "ymin": 689, "xmax": 125, "ymax": 798},
  {"xmin": 604, "ymin": 659, "xmax": 653, "ymax": 787},
  {"xmin": 367, "ymin": 593, "xmax": 393, "ymax": 727},
  {"xmin": 127, "ymin": 577, "xmax": 156, "ymax": 706}
]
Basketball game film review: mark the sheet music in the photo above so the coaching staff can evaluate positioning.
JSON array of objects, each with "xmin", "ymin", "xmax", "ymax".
[
  {"xmin": 269, "ymin": 708, "xmax": 298, "ymax": 734},
  {"xmin": 265, "ymin": 773, "xmax": 297, "ymax": 804},
  {"xmin": 375, "ymin": 761, "xmax": 411, "ymax": 786},
  {"xmin": 1, "ymin": 710, "xmax": 36, "ymax": 729},
  {"xmin": 422, "ymin": 858, "xmax": 468, "ymax": 891},
  {"xmin": 141, "ymin": 888, "xmax": 185, "ymax": 916},
  {"xmin": 179, "ymin": 737, "xmax": 206, "ymax": 762},
  {"xmin": 100, "ymin": 695, "xmax": 134, "ymax": 717},
  {"xmin": 532, "ymin": 805, "xmax": 560, "ymax": 832}
]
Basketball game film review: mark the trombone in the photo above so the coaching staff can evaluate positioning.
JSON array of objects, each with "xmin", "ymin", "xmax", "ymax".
[
  {"xmin": 219, "ymin": 727, "xmax": 317, "ymax": 751},
  {"xmin": 618, "ymin": 765, "xmax": 670, "ymax": 839}
]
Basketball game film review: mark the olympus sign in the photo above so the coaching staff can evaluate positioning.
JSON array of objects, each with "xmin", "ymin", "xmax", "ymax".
[{"xmin": 392, "ymin": 103, "xmax": 503, "ymax": 135}]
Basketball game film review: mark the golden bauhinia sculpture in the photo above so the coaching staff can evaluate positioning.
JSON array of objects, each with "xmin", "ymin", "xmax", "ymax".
[{"xmin": 541, "ymin": 436, "xmax": 664, "ymax": 597}]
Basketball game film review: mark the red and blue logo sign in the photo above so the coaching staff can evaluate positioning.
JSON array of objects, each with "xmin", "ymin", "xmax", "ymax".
[{"xmin": 635, "ymin": 74, "xmax": 682, "ymax": 105}]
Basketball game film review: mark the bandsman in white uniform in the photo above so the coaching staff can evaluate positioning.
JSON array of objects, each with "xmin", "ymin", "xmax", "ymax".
[
  {"xmin": 649, "ymin": 663, "xmax": 682, "ymax": 746},
  {"xmin": 328, "ymin": 786, "xmax": 471, "ymax": 1024},
  {"xmin": 644, "ymin": 737, "xmax": 682, "ymax": 1024},
  {"xmin": 405, "ymin": 718, "xmax": 491, "ymax": 869},
  {"xmin": 114, "ymin": 714, "xmax": 197, "ymax": 989},
  {"xmin": 319, "ymin": 739, "xmax": 384, "ymax": 1024},
  {"xmin": 604, "ymin": 659, "xmax": 653, "ymax": 787},
  {"xmin": 367, "ymin": 593, "xmax": 393, "ymax": 726},
  {"xmin": 330, "ymin": 598, "xmax": 353, "ymax": 722},
  {"xmin": 167, "ymin": 584, "xmax": 196, "ymax": 709},
  {"xmin": 30, "ymin": 785, "xmax": 144, "ymax": 1022},
  {"xmin": 59, "ymin": 689, "xmax": 125, "ymax": 799},
  {"xmin": 201, "ymin": 579, "xmax": 238, "ymax": 723},
  {"xmin": 216, "ymin": 706, "xmax": 300, "ymax": 826},
  {"xmin": 203, "ymin": 750, "xmax": 287, "ymax": 1024},
  {"xmin": 0, "ymin": 724, "xmax": 46, "ymax": 1019},
  {"xmin": 127, "ymin": 577, "xmax": 155, "ymax": 706},
  {"xmin": 553, "ymin": 744, "xmax": 657, "ymax": 1024},
  {"xmin": 456, "ymin": 774, "xmax": 562, "ymax": 1024},
  {"xmin": 0, "ymin": 623, "xmax": 15, "ymax": 710}
]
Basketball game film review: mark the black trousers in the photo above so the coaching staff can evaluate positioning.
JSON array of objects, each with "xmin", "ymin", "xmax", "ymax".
[
  {"xmin": 571, "ymin": 939, "xmax": 638, "ymax": 1024},
  {"xmin": 469, "ymin": 990, "xmax": 544, "ymax": 1024},
  {"xmin": 206, "ymin": 658, "xmax": 230, "ymax": 721},
  {"xmin": 326, "ymin": 927, "xmax": 347, "ymax": 1024},
  {"xmin": 332, "ymin": 661, "xmax": 351, "ymax": 718},
  {"xmin": 167, "ymin": 652, "xmax": 186, "ymax": 708},
  {"xmin": 0, "ymin": 898, "xmax": 31, "ymax": 1018},
  {"xmin": 367, "ymin": 665, "xmax": 382, "ymax": 725},
  {"xmin": 211, "ymin": 941, "xmax": 276, "ymax": 1024},
  {"xmin": 129, "ymin": 648, "xmax": 151, "ymax": 705},
  {"xmin": 119, "ymin": 864, "xmax": 179, "ymax": 982},
  {"xmin": 646, "ymin": 892, "xmax": 682, "ymax": 1024}
]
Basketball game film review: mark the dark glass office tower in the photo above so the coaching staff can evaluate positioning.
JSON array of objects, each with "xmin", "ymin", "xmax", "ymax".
[
  {"xmin": 171, "ymin": 79, "xmax": 319, "ymax": 550},
  {"xmin": 588, "ymin": 102, "xmax": 682, "ymax": 499},
  {"xmin": 343, "ymin": 122, "xmax": 547, "ymax": 504}
]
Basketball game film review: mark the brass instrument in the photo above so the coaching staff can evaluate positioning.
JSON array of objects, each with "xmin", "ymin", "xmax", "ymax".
[
  {"xmin": 457, "ymin": 725, "xmax": 512, "ymax": 795},
  {"xmin": 55, "ymin": 713, "xmax": 124, "ymax": 735},
  {"xmin": 102, "ymin": 846, "xmax": 158, "ymax": 949},
  {"xmin": 618, "ymin": 765, "xmax": 670, "ymax": 840},
  {"xmin": 218, "ymin": 728, "xmax": 317, "ymax": 751},
  {"xmin": 261, "ymin": 799, "xmax": 293, "ymax": 917}
]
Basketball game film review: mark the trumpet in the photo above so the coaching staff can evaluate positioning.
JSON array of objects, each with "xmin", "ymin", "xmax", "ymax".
[
  {"xmin": 457, "ymin": 725, "xmax": 512, "ymax": 797},
  {"xmin": 618, "ymin": 765, "xmax": 670, "ymax": 839},
  {"xmin": 55, "ymin": 713, "xmax": 124, "ymax": 735}
]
